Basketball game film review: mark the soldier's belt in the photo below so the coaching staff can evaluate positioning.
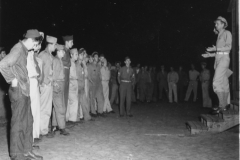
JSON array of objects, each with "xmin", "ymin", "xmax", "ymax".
[
  {"xmin": 217, "ymin": 52, "xmax": 229, "ymax": 55},
  {"xmin": 121, "ymin": 80, "xmax": 131, "ymax": 83}
]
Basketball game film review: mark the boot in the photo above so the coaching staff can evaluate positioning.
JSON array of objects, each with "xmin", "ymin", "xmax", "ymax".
[
  {"xmin": 212, "ymin": 92, "xmax": 224, "ymax": 114},
  {"xmin": 46, "ymin": 126, "xmax": 55, "ymax": 138},
  {"xmin": 60, "ymin": 129, "xmax": 70, "ymax": 136}
]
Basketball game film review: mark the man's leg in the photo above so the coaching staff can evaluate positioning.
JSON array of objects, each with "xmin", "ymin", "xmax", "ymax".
[
  {"xmin": 40, "ymin": 84, "xmax": 53, "ymax": 135},
  {"xmin": 126, "ymin": 83, "xmax": 132, "ymax": 116},
  {"xmin": 119, "ymin": 83, "xmax": 126, "ymax": 116},
  {"xmin": 96, "ymin": 84, "xmax": 104, "ymax": 114},
  {"xmin": 110, "ymin": 83, "xmax": 117, "ymax": 105},
  {"xmin": 173, "ymin": 83, "xmax": 178, "ymax": 102},
  {"xmin": 64, "ymin": 68, "xmax": 70, "ymax": 111},
  {"xmin": 89, "ymin": 85, "xmax": 97, "ymax": 114},
  {"xmin": 79, "ymin": 90, "xmax": 92, "ymax": 121},
  {"xmin": 168, "ymin": 83, "xmax": 173, "ymax": 103},
  {"xmin": 193, "ymin": 81, "xmax": 198, "ymax": 102},
  {"xmin": 184, "ymin": 82, "xmax": 192, "ymax": 101}
]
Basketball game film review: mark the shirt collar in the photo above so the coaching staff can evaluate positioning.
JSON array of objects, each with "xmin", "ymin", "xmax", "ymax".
[
  {"xmin": 218, "ymin": 29, "xmax": 225, "ymax": 37},
  {"xmin": 20, "ymin": 41, "xmax": 28, "ymax": 56}
]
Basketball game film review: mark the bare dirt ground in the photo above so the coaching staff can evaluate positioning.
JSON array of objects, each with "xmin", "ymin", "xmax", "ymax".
[{"xmin": 0, "ymin": 101, "xmax": 239, "ymax": 160}]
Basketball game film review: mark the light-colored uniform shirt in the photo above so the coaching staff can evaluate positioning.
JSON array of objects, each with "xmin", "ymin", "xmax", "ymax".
[
  {"xmin": 200, "ymin": 69, "xmax": 210, "ymax": 82},
  {"xmin": 70, "ymin": 61, "xmax": 78, "ymax": 80},
  {"xmin": 216, "ymin": 29, "xmax": 232, "ymax": 53},
  {"xmin": 167, "ymin": 71, "xmax": 179, "ymax": 83},
  {"xmin": 53, "ymin": 57, "xmax": 64, "ymax": 81},
  {"xmin": 101, "ymin": 66, "xmax": 110, "ymax": 81},
  {"xmin": 189, "ymin": 70, "xmax": 199, "ymax": 81},
  {"xmin": 27, "ymin": 51, "xmax": 39, "ymax": 78}
]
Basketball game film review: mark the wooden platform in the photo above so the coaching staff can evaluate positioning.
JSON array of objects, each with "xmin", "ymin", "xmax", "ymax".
[
  {"xmin": 186, "ymin": 121, "xmax": 208, "ymax": 135},
  {"xmin": 200, "ymin": 114, "xmax": 224, "ymax": 127}
]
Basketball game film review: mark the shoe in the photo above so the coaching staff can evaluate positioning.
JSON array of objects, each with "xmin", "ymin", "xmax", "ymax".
[
  {"xmin": 24, "ymin": 151, "xmax": 43, "ymax": 160},
  {"xmin": 60, "ymin": 129, "xmax": 70, "ymax": 136},
  {"xmin": 91, "ymin": 113, "xmax": 98, "ymax": 118},
  {"xmin": 211, "ymin": 107, "xmax": 226, "ymax": 114},
  {"xmin": 33, "ymin": 138, "xmax": 42, "ymax": 144},
  {"xmin": 98, "ymin": 113, "xmax": 106, "ymax": 118},
  {"xmin": 108, "ymin": 111, "xmax": 115, "ymax": 114},
  {"xmin": 32, "ymin": 144, "xmax": 40, "ymax": 150},
  {"xmin": 128, "ymin": 114, "xmax": 133, "ymax": 117}
]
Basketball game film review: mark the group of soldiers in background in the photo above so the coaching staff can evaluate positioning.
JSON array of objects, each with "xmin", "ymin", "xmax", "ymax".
[{"xmin": 111, "ymin": 62, "xmax": 212, "ymax": 108}]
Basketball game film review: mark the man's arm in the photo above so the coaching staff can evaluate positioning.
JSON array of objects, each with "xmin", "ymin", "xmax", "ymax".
[
  {"xmin": 0, "ymin": 47, "xmax": 20, "ymax": 83},
  {"xmin": 117, "ymin": 68, "xmax": 121, "ymax": 84}
]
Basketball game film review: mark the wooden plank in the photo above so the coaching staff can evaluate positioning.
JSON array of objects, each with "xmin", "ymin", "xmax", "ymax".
[
  {"xmin": 186, "ymin": 121, "xmax": 208, "ymax": 130},
  {"xmin": 200, "ymin": 114, "xmax": 224, "ymax": 123}
]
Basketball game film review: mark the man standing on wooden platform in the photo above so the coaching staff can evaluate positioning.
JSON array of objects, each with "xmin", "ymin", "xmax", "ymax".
[{"xmin": 202, "ymin": 16, "xmax": 232, "ymax": 113}]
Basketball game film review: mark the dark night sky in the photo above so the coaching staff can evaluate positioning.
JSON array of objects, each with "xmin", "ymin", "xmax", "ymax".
[{"xmin": 0, "ymin": 0, "xmax": 231, "ymax": 69}]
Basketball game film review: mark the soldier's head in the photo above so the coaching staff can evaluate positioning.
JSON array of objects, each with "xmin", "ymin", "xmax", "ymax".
[
  {"xmin": 214, "ymin": 16, "xmax": 228, "ymax": 31},
  {"xmin": 70, "ymin": 48, "xmax": 78, "ymax": 61},
  {"xmin": 115, "ymin": 61, "xmax": 121, "ymax": 69},
  {"xmin": 92, "ymin": 52, "xmax": 99, "ymax": 63},
  {"xmin": 23, "ymin": 29, "xmax": 44, "ymax": 50},
  {"xmin": 161, "ymin": 65, "xmax": 165, "ymax": 71},
  {"xmin": 1, "ymin": 50, "xmax": 6, "ymax": 59},
  {"xmin": 99, "ymin": 54, "xmax": 105, "ymax": 62},
  {"xmin": 46, "ymin": 35, "xmax": 57, "ymax": 52},
  {"xmin": 56, "ymin": 44, "xmax": 65, "ymax": 59},
  {"xmin": 63, "ymin": 35, "xmax": 74, "ymax": 49},
  {"xmin": 124, "ymin": 57, "xmax": 131, "ymax": 67},
  {"xmin": 201, "ymin": 62, "xmax": 207, "ymax": 69},
  {"xmin": 170, "ymin": 67, "xmax": 174, "ymax": 72},
  {"xmin": 89, "ymin": 55, "xmax": 93, "ymax": 63},
  {"xmin": 179, "ymin": 66, "xmax": 183, "ymax": 71}
]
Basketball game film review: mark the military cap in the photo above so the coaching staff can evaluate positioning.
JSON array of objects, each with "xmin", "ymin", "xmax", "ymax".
[
  {"xmin": 46, "ymin": 35, "xmax": 57, "ymax": 44},
  {"xmin": 25, "ymin": 29, "xmax": 41, "ymax": 38},
  {"xmin": 62, "ymin": 35, "xmax": 73, "ymax": 42},
  {"xmin": 70, "ymin": 48, "xmax": 78, "ymax": 55},
  {"xmin": 56, "ymin": 44, "xmax": 65, "ymax": 51},
  {"xmin": 79, "ymin": 48, "xmax": 85, "ymax": 54},
  {"xmin": 215, "ymin": 16, "xmax": 228, "ymax": 28}
]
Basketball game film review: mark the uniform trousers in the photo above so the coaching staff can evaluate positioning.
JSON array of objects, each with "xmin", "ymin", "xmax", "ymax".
[
  {"xmin": 102, "ymin": 81, "xmax": 113, "ymax": 112},
  {"xmin": 52, "ymin": 81, "xmax": 66, "ymax": 129},
  {"xmin": 89, "ymin": 82, "xmax": 104, "ymax": 114},
  {"xmin": 110, "ymin": 83, "xmax": 119, "ymax": 104},
  {"xmin": 63, "ymin": 68, "xmax": 70, "ymax": 112},
  {"xmin": 119, "ymin": 82, "xmax": 132, "ymax": 115},
  {"xmin": 29, "ymin": 78, "xmax": 40, "ymax": 139},
  {"xmin": 66, "ymin": 79, "xmax": 79, "ymax": 122},
  {"xmin": 201, "ymin": 81, "xmax": 212, "ymax": 108},
  {"xmin": 146, "ymin": 82, "xmax": 154, "ymax": 101},
  {"xmin": 8, "ymin": 85, "xmax": 33, "ymax": 160},
  {"xmin": 78, "ymin": 89, "xmax": 91, "ymax": 121},
  {"xmin": 159, "ymin": 82, "xmax": 168, "ymax": 99},
  {"xmin": 39, "ymin": 83, "xmax": 53, "ymax": 135},
  {"xmin": 139, "ymin": 82, "xmax": 147, "ymax": 102},
  {"xmin": 184, "ymin": 81, "xmax": 198, "ymax": 102},
  {"xmin": 168, "ymin": 82, "xmax": 178, "ymax": 103}
]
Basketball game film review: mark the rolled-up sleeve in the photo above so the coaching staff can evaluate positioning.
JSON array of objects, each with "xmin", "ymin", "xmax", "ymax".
[{"xmin": 0, "ymin": 47, "xmax": 20, "ymax": 83}]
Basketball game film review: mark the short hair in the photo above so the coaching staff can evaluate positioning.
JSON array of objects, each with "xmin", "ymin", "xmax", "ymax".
[
  {"xmin": 92, "ymin": 51, "xmax": 99, "ymax": 57},
  {"xmin": 99, "ymin": 54, "xmax": 105, "ymax": 58},
  {"xmin": 79, "ymin": 48, "xmax": 85, "ymax": 54}
]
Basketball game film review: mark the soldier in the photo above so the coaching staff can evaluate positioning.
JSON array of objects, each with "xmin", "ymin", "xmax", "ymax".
[
  {"xmin": 62, "ymin": 35, "xmax": 74, "ymax": 112},
  {"xmin": 146, "ymin": 67, "xmax": 154, "ymax": 103},
  {"xmin": 118, "ymin": 57, "xmax": 134, "ymax": 117},
  {"xmin": 157, "ymin": 65, "xmax": 168, "ymax": 101},
  {"xmin": 152, "ymin": 67, "xmax": 158, "ymax": 102},
  {"xmin": 203, "ymin": 16, "xmax": 232, "ymax": 113},
  {"xmin": 52, "ymin": 44, "xmax": 70, "ymax": 136},
  {"xmin": 88, "ymin": 52, "xmax": 105, "ymax": 117},
  {"xmin": 200, "ymin": 62, "xmax": 212, "ymax": 108},
  {"xmin": 110, "ymin": 62, "xmax": 120, "ymax": 105},
  {"xmin": 66, "ymin": 48, "xmax": 80, "ymax": 124},
  {"xmin": 184, "ymin": 64, "xmax": 200, "ymax": 102},
  {"xmin": 101, "ymin": 58, "xmax": 115, "ymax": 113},
  {"xmin": 138, "ymin": 66, "xmax": 149, "ymax": 102},
  {"xmin": 135, "ymin": 64, "xmax": 141, "ymax": 101},
  {"xmin": 0, "ymin": 29, "xmax": 43, "ymax": 160},
  {"xmin": 177, "ymin": 66, "xmax": 188, "ymax": 102},
  {"xmin": 168, "ymin": 67, "xmax": 179, "ymax": 103},
  {"xmin": 27, "ymin": 31, "xmax": 44, "ymax": 144},
  {"xmin": 77, "ymin": 50, "xmax": 93, "ymax": 121},
  {"xmin": 38, "ymin": 35, "xmax": 58, "ymax": 138}
]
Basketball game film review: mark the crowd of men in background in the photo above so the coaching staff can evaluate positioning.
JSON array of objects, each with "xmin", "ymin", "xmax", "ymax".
[{"xmin": 0, "ymin": 30, "xmax": 214, "ymax": 160}]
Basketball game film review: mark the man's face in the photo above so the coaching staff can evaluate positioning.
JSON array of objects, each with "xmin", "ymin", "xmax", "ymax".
[
  {"xmin": 33, "ymin": 43, "xmax": 41, "ymax": 52},
  {"xmin": 201, "ymin": 65, "xmax": 205, "ymax": 69},
  {"xmin": 215, "ymin": 20, "xmax": 224, "ymax": 31},
  {"xmin": 1, "ymin": 51, "xmax": 6, "ymax": 58},
  {"xmin": 58, "ymin": 50, "xmax": 65, "ymax": 58},
  {"xmin": 67, "ymin": 40, "xmax": 74, "ymax": 48},
  {"xmin": 125, "ymin": 59, "xmax": 131, "ymax": 66},
  {"xmin": 94, "ymin": 55, "xmax": 99, "ymax": 62},
  {"xmin": 50, "ymin": 43, "xmax": 56, "ymax": 52},
  {"xmin": 99, "ymin": 56, "xmax": 104, "ymax": 62},
  {"xmin": 78, "ymin": 53, "xmax": 84, "ymax": 61},
  {"xmin": 29, "ymin": 39, "xmax": 39, "ymax": 50},
  {"xmin": 72, "ymin": 52, "xmax": 78, "ymax": 61}
]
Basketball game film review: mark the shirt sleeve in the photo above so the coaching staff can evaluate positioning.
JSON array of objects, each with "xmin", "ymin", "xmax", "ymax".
[
  {"xmin": 218, "ymin": 31, "xmax": 232, "ymax": 52},
  {"xmin": 0, "ymin": 47, "xmax": 20, "ymax": 83}
]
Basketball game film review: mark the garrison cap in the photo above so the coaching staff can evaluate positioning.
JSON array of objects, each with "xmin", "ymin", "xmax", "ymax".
[
  {"xmin": 62, "ymin": 35, "xmax": 73, "ymax": 42},
  {"xmin": 56, "ymin": 44, "xmax": 65, "ymax": 51},
  {"xmin": 215, "ymin": 16, "xmax": 228, "ymax": 28},
  {"xmin": 25, "ymin": 29, "xmax": 41, "ymax": 38},
  {"xmin": 46, "ymin": 35, "xmax": 57, "ymax": 44}
]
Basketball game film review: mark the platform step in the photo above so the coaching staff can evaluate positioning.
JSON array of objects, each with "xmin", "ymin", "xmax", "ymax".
[
  {"xmin": 186, "ymin": 121, "xmax": 208, "ymax": 134},
  {"xmin": 200, "ymin": 114, "xmax": 224, "ymax": 127}
]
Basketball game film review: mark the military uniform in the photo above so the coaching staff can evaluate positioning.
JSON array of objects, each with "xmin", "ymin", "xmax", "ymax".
[
  {"xmin": 200, "ymin": 69, "xmax": 212, "ymax": 107},
  {"xmin": 168, "ymin": 71, "xmax": 179, "ymax": 103},
  {"xmin": 157, "ymin": 70, "xmax": 168, "ymax": 100},
  {"xmin": 118, "ymin": 66, "xmax": 134, "ymax": 116},
  {"xmin": 184, "ymin": 69, "xmax": 199, "ymax": 102}
]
